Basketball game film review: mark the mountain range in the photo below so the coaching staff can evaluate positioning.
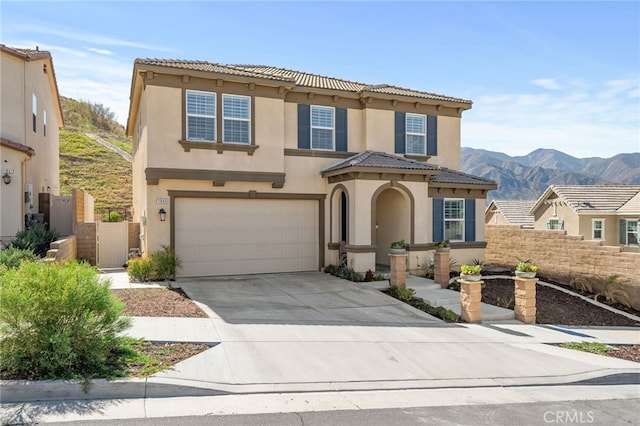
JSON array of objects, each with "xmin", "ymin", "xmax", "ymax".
[{"xmin": 460, "ymin": 147, "xmax": 640, "ymax": 202}]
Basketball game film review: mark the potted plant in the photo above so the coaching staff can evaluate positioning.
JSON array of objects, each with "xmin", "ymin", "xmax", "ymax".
[
  {"xmin": 460, "ymin": 264, "xmax": 482, "ymax": 281},
  {"xmin": 389, "ymin": 239, "xmax": 406, "ymax": 254},
  {"xmin": 435, "ymin": 240, "xmax": 450, "ymax": 253},
  {"xmin": 515, "ymin": 261, "xmax": 538, "ymax": 278}
]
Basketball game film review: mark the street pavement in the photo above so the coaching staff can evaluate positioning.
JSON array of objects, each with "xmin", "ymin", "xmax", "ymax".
[{"xmin": 1, "ymin": 271, "xmax": 638, "ymax": 424}]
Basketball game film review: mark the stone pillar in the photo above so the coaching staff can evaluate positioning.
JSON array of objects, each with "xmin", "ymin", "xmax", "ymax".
[
  {"xmin": 389, "ymin": 253, "xmax": 407, "ymax": 287},
  {"xmin": 434, "ymin": 251, "xmax": 450, "ymax": 288},
  {"xmin": 460, "ymin": 279, "xmax": 483, "ymax": 323},
  {"xmin": 513, "ymin": 277, "xmax": 537, "ymax": 323}
]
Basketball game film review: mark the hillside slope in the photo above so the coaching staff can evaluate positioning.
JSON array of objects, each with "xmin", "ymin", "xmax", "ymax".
[{"xmin": 461, "ymin": 147, "xmax": 640, "ymax": 202}]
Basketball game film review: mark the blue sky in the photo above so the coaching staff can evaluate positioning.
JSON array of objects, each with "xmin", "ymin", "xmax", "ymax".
[{"xmin": 2, "ymin": 1, "xmax": 638, "ymax": 158}]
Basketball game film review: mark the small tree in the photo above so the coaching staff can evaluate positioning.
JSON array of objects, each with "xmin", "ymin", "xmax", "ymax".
[{"xmin": 150, "ymin": 245, "xmax": 182, "ymax": 284}]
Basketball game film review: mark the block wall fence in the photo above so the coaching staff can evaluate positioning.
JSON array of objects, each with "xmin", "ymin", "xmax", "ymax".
[{"xmin": 485, "ymin": 225, "xmax": 640, "ymax": 311}]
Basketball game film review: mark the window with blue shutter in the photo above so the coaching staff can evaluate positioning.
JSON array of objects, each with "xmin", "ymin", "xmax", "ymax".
[
  {"xmin": 395, "ymin": 111, "xmax": 405, "ymax": 154},
  {"xmin": 427, "ymin": 115, "xmax": 437, "ymax": 155},
  {"xmin": 464, "ymin": 199, "xmax": 476, "ymax": 241},
  {"xmin": 620, "ymin": 219, "xmax": 627, "ymax": 244},
  {"xmin": 297, "ymin": 104, "xmax": 310, "ymax": 149},
  {"xmin": 433, "ymin": 198, "xmax": 444, "ymax": 242},
  {"xmin": 335, "ymin": 107, "xmax": 348, "ymax": 152}
]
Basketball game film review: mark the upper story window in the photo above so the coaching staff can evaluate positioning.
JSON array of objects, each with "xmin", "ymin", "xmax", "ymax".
[
  {"xmin": 592, "ymin": 219, "xmax": 604, "ymax": 240},
  {"xmin": 32, "ymin": 94, "xmax": 37, "ymax": 133},
  {"xmin": 311, "ymin": 105, "xmax": 335, "ymax": 150},
  {"xmin": 222, "ymin": 94, "xmax": 251, "ymax": 144},
  {"xmin": 444, "ymin": 199, "xmax": 465, "ymax": 241},
  {"xmin": 395, "ymin": 112, "xmax": 437, "ymax": 156},
  {"xmin": 406, "ymin": 113, "xmax": 426, "ymax": 155},
  {"xmin": 43, "ymin": 110, "xmax": 47, "ymax": 137},
  {"xmin": 186, "ymin": 90, "xmax": 216, "ymax": 142}
]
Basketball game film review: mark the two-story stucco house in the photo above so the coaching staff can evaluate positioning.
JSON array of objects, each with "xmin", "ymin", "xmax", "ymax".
[
  {"xmin": 0, "ymin": 45, "xmax": 63, "ymax": 246},
  {"xmin": 126, "ymin": 59, "xmax": 496, "ymax": 277}
]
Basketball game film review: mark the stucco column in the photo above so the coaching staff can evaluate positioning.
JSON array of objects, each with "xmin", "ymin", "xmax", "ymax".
[
  {"xmin": 513, "ymin": 277, "xmax": 537, "ymax": 323},
  {"xmin": 434, "ymin": 252, "xmax": 450, "ymax": 288},
  {"xmin": 460, "ymin": 280, "xmax": 483, "ymax": 323},
  {"xmin": 389, "ymin": 253, "xmax": 407, "ymax": 287}
]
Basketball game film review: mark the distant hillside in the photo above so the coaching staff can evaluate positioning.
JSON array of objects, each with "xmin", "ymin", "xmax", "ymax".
[
  {"xmin": 461, "ymin": 147, "xmax": 640, "ymax": 202},
  {"xmin": 59, "ymin": 98, "xmax": 132, "ymax": 219}
]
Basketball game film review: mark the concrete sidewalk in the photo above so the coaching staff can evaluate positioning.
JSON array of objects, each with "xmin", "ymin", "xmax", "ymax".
[{"xmin": 3, "ymin": 271, "xmax": 639, "ymax": 407}]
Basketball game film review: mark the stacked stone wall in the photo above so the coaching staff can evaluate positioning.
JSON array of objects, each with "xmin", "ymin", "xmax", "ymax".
[{"xmin": 486, "ymin": 225, "xmax": 640, "ymax": 310}]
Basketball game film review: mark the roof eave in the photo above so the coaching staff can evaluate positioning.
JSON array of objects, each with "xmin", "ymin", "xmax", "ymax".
[
  {"xmin": 430, "ymin": 182, "xmax": 498, "ymax": 191},
  {"xmin": 321, "ymin": 165, "xmax": 439, "ymax": 178}
]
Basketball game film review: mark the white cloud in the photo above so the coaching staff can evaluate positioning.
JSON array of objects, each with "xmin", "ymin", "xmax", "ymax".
[
  {"xmin": 532, "ymin": 78, "xmax": 562, "ymax": 90},
  {"xmin": 463, "ymin": 77, "xmax": 640, "ymax": 158},
  {"xmin": 87, "ymin": 47, "xmax": 114, "ymax": 56}
]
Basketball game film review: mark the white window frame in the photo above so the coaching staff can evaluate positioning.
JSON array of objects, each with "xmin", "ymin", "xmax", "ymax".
[
  {"xmin": 186, "ymin": 90, "xmax": 216, "ymax": 142},
  {"xmin": 444, "ymin": 198, "xmax": 465, "ymax": 242},
  {"xmin": 310, "ymin": 105, "xmax": 335, "ymax": 151},
  {"xmin": 592, "ymin": 218, "xmax": 604, "ymax": 240},
  {"xmin": 405, "ymin": 113, "xmax": 426, "ymax": 155},
  {"xmin": 222, "ymin": 94, "xmax": 251, "ymax": 144},
  {"xmin": 32, "ymin": 94, "xmax": 37, "ymax": 133},
  {"xmin": 546, "ymin": 218, "xmax": 562, "ymax": 230},
  {"xmin": 626, "ymin": 219, "xmax": 639, "ymax": 246}
]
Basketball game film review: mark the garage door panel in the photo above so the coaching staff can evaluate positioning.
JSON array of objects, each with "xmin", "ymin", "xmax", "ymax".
[{"xmin": 175, "ymin": 198, "xmax": 318, "ymax": 277}]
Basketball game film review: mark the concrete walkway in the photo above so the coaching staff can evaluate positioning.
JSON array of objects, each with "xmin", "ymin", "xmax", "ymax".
[{"xmin": 3, "ymin": 271, "xmax": 638, "ymax": 406}]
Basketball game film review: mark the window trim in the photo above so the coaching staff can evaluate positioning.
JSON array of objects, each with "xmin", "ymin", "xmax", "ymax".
[
  {"xmin": 32, "ymin": 94, "xmax": 37, "ymax": 133},
  {"xmin": 222, "ymin": 93, "xmax": 251, "ymax": 145},
  {"xmin": 626, "ymin": 219, "xmax": 639, "ymax": 246},
  {"xmin": 186, "ymin": 89, "xmax": 216, "ymax": 142},
  {"xmin": 546, "ymin": 218, "xmax": 562, "ymax": 230},
  {"xmin": 592, "ymin": 218, "xmax": 605, "ymax": 240},
  {"xmin": 43, "ymin": 110, "xmax": 47, "ymax": 137},
  {"xmin": 444, "ymin": 198, "xmax": 465, "ymax": 242},
  {"xmin": 310, "ymin": 105, "xmax": 335, "ymax": 151},
  {"xmin": 405, "ymin": 113, "xmax": 426, "ymax": 155}
]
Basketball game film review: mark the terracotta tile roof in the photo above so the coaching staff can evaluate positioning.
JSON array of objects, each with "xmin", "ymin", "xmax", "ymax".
[
  {"xmin": 1, "ymin": 138, "xmax": 36, "ymax": 156},
  {"xmin": 430, "ymin": 167, "xmax": 497, "ymax": 187},
  {"xmin": 321, "ymin": 150, "xmax": 440, "ymax": 174},
  {"xmin": 533, "ymin": 185, "xmax": 640, "ymax": 214},
  {"xmin": 487, "ymin": 200, "xmax": 535, "ymax": 228},
  {"xmin": 134, "ymin": 59, "xmax": 471, "ymax": 104}
]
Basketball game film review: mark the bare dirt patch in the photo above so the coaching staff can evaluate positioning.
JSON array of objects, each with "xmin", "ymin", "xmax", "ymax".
[{"xmin": 112, "ymin": 287, "xmax": 209, "ymax": 318}]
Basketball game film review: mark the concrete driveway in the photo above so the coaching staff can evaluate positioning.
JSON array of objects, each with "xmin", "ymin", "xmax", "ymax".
[{"xmin": 177, "ymin": 272, "xmax": 441, "ymax": 325}]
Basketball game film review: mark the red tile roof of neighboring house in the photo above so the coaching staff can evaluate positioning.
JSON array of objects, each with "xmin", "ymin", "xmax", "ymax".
[{"xmin": 1, "ymin": 138, "xmax": 36, "ymax": 156}]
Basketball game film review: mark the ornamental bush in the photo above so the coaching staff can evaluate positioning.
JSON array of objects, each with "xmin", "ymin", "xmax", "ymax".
[
  {"xmin": 10, "ymin": 223, "xmax": 59, "ymax": 258},
  {"xmin": 0, "ymin": 261, "xmax": 130, "ymax": 380},
  {"xmin": 127, "ymin": 257, "xmax": 153, "ymax": 282},
  {"xmin": 0, "ymin": 247, "xmax": 38, "ymax": 270}
]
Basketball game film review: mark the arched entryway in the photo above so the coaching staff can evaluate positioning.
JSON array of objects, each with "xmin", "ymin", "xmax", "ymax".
[
  {"xmin": 372, "ymin": 184, "xmax": 412, "ymax": 266},
  {"xmin": 329, "ymin": 184, "xmax": 349, "ymax": 245}
]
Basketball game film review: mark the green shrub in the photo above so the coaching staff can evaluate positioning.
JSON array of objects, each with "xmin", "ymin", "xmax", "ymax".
[
  {"xmin": 127, "ymin": 257, "xmax": 153, "ymax": 282},
  {"xmin": 0, "ymin": 261, "xmax": 130, "ymax": 380},
  {"xmin": 10, "ymin": 223, "xmax": 59, "ymax": 258},
  {"xmin": 388, "ymin": 285, "xmax": 415, "ymax": 302},
  {"xmin": 433, "ymin": 306, "xmax": 460, "ymax": 322},
  {"xmin": 150, "ymin": 245, "xmax": 182, "ymax": 281},
  {"xmin": 323, "ymin": 264, "xmax": 363, "ymax": 282},
  {"xmin": 0, "ymin": 247, "xmax": 38, "ymax": 270},
  {"xmin": 104, "ymin": 211, "xmax": 121, "ymax": 222}
]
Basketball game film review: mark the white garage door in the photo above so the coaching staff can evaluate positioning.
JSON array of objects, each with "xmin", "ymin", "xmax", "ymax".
[{"xmin": 175, "ymin": 198, "xmax": 319, "ymax": 277}]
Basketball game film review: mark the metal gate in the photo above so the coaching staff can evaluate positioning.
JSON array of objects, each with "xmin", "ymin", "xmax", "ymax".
[
  {"xmin": 97, "ymin": 222, "xmax": 128, "ymax": 268},
  {"xmin": 50, "ymin": 196, "xmax": 73, "ymax": 236}
]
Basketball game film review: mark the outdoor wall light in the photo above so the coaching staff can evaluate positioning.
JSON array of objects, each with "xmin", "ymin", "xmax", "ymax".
[
  {"xmin": 2, "ymin": 173, "xmax": 11, "ymax": 185},
  {"xmin": 159, "ymin": 208, "xmax": 167, "ymax": 222}
]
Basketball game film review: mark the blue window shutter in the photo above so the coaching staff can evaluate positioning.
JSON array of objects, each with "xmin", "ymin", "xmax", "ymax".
[
  {"xmin": 298, "ymin": 104, "xmax": 310, "ymax": 149},
  {"xmin": 620, "ymin": 219, "xmax": 627, "ymax": 244},
  {"xmin": 427, "ymin": 115, "xmax": 437, "ymax": 156},
  {"xmin": 433, "ymin": 198, "xmax": 444, "ymax": 242},
  {"xmin": 465, "ymin": 199, "xmax": 476, "ymax": 241},
  {"xmin": 335, "ymin": 108, "xmax": 348, "ymax": 152},
  {"xmin": 395, "ymin": 111, "xmax": 405, "ymax": 154}
]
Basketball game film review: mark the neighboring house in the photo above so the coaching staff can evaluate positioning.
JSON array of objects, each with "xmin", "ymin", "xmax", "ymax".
[
  {"xmin": 485, "ymin": 199, "xmax": 535, "ymax": 229},
  {"xmin": 126, "ymin": 59, "xmax": 497, "ymax": 277},
  {"xmin": 0, "ymin": 45, "xmax": 63, "ymax": 246},
  {"xmin": 530, "ymin": 185, "xmax": 640, "ymax": 247}
]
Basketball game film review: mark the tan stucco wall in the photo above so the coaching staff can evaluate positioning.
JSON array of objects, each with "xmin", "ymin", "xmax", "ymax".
[
  {"xmin": 375, "ymin": 187, "xmax": 411, "ymax": 265},
  {"xmin": 363, "ymin": 109, "xmax": 394, "ymax": 152},
  {"xmin": 486, "ymin": 225, "xmax": 640, "ymax": 310},
  {"xmin": 578, "ymin": 214, "xmax": 620, "ymax": 246},
  {"xmin": 0, "ymin": 147, "xmax": 28, "ymax": 244},
  {"xmin": 486, "ymin": 210, "xmax": 510, "ymax": 226},
  {"xmin": 533, "ymin": 202, "xmax": 579, "ymax": 235},
  {"xmin": 433, "ymin": 116, "xmax": 461, "ymax": 170},
  {"xmin": 1, "ymin": 51, "xmax": 61, "ymax": 218}
]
